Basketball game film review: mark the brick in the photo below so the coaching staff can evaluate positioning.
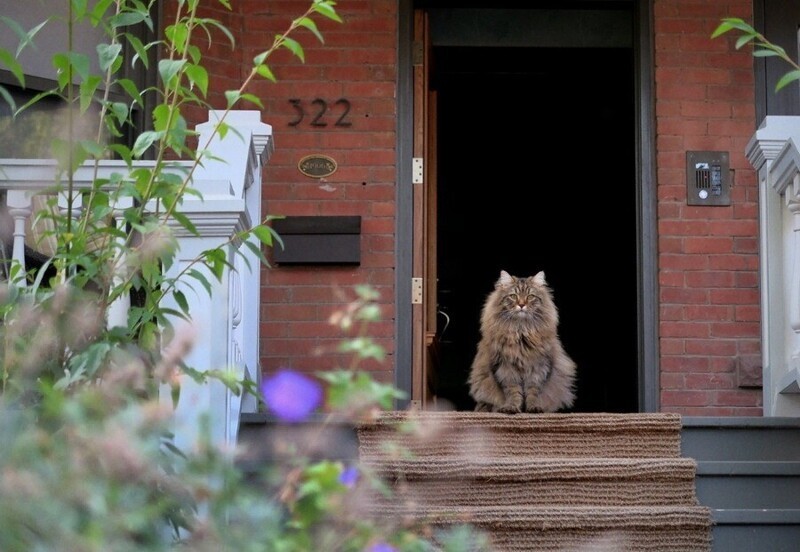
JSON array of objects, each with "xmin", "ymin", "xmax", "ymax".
[{"xmin": 685, "ymin": 338, "xmax": 738, "ymax": 356}]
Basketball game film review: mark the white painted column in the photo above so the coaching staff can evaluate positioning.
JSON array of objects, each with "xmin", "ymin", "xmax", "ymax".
[
  {"xmin": 746, "ymin": 116, "xmax": 800, "ymax": 416},
  {"xmin": 161, "ymin": 110, "xmax": 272, "ymax": 451}
]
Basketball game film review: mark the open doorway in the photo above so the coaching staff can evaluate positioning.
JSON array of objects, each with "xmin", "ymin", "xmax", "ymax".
[{"xmin": 427, "ymin": 36, "xmax": 640, "ymax": 412}]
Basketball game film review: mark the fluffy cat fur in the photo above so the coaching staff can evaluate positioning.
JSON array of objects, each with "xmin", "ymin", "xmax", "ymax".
[{"xmin": 468, "ymin": 270, "xmax": 576, "ymax": 413}]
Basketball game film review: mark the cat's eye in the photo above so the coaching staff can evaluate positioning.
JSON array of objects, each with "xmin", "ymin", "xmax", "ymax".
[
  {"xmin": 508, "ymin": 293, "xmax": 517, "ymax": 300},
  {"xmin": 527, "ymin": 294, "xmax": 536, "ymax": 301}
]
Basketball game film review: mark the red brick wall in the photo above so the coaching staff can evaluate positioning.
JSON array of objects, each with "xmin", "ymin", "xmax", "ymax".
[
  {"xmin": 185, "ymin": 1, "xmax": 769, "ymax": 415},
  {"xmin": 654, "ymin": 0, "xmax": 762, "ymax": 415},
  {"xmin": 234, "ymin": 1, "xmax": 398, "ymax": 383}
]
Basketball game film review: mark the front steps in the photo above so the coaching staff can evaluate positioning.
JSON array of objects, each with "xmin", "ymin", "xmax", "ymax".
[
  {"xmin": 681, "ymin": 416, "xmax": 800, "ymax": 551},
  {"xmin": 357, "ymin": 411, "xmax": 713, "ymax": 551}
]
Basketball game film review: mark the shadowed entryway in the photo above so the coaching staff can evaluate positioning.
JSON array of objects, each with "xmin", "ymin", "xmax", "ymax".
[{"xmin": 430, "ymin": 44, "xmax": 639, "ymax": 413}]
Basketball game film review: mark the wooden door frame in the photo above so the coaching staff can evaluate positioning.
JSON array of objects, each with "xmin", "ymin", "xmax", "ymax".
[{"xmin": 395, "ymin": 0, "xmax": 660, "ymax": 412}]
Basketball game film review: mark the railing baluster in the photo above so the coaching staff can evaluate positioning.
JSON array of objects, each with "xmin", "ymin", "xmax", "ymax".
[{"xmin": 6, "ymin": 190, "xmax": 31, "ymax": 285}]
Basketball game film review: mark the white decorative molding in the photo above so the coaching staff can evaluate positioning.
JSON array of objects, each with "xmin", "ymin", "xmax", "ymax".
[
  {"xmin": 748, "ymin": 116, "xmax": 800, "ymax": 415},
  {"xmin": 0, "ymin": 110, "xmax": 273, "ymax": 449}
]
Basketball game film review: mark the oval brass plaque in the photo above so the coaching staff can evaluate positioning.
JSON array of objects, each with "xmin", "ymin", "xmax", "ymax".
[{"xmin": 298, "ymin": 154, "xmax": 337, "ymax": 178}]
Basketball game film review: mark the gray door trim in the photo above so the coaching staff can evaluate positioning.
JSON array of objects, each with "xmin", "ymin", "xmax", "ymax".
[
  {"xmin": 636, "ymin": 0, "xmax": 659, "ymax": 412},
  {"xmin": 395, "ymin": 0, "xmax": 414, "ymax": 409}
]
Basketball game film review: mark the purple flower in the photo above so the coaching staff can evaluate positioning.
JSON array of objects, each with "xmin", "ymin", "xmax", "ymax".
[
  {"xmin": 260, "ymin": 369, "xmax": 323, "ymax": 422},
  {"xmin": 365, "ymin": 543, "xmax": 397, "ymax": 552},
  {"xmin": 339, "ymin": 465, "xmax": 359, "ymax": 488}
]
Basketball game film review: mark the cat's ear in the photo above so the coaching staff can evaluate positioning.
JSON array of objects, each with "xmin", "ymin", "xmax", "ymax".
[
  {"xmin": 533, "ymin": 271, "xmax": 546, "ymax": 285},
  {"xmin": 497, "ymin": 270, "xmax": 514, "ymax": 287}
]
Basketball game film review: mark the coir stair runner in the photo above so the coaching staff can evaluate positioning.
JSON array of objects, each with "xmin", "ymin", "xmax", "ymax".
[{"xmin": 356, "ymin": 411, "xmax": 713, "ymax": 551}]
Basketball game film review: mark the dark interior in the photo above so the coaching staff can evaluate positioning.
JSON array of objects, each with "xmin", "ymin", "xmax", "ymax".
[{"xmin": 431, "ymin": 45, "xmax": 639, "ymax": 412}]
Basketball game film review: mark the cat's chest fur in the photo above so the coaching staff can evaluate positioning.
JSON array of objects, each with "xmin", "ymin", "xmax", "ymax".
[{"xmin": 491, "ymin": 323, "xmax": 552, "ymax": 368}]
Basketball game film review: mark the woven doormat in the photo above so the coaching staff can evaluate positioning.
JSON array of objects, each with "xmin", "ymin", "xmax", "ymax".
[
  {"xmin": 362, "ymin": 457, "xmax": 699, "ymax": 507},
  {"xmin": 357, "ymin": 411, "xmax": 683, "ymax": 460},
  {"xmin": 372, "ymin": 504, "xmax": 713, "ymax": 552}
]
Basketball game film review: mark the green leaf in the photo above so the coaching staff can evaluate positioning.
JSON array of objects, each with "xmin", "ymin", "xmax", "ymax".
[
  {"xmin": 123, "ymin": 33, "xmax": 148, "ymax": 70},
  {"xmin": 110, "ymin": 101, "xmax": 129, "ymax": 126},
  {"xmin": 710, "ymin": 21, "xmax": 735, "ymax": 39},
  {"xmin": 52, "ymin": 53, "xmax": 71, "ymax": 89},
  {"xmin": 241, "ymin": 239, "xmax": 270, "ymax": 267},
  {"xmin": 200, "ymin": 18, "xmax": 235, "ymax": 49},
  {"xmin": 79, "ymin": 139, "xmax": 105, "ymax": 158},
  {"xmin": 255, "ymin": 63, "xmax": 276, "ymax": 82},
  {"xmin": 204, "ymin": 248, "xmax": 228, "ymax": 281},
  {"xmin": 79, "ymin": 75, "xmax": 101, "ymax": 112},
  {"xmin": 173, "ymin": 290, "xmax": 189, "ymax": 314},
  {"xmin": 158, "ymin": 59, "xmax": 186, "ymax": 87},
  {"xmin": 109, "ymin": 11, "xmax": 148, "ymax": 28},
  {"xmin": 734, "ymin": 34, "xmax": 756, "ymax": 50},
  {"xmin": 297, "ymin": 16, "xmax": 324, "ymax": 42},
  {"xmin": 0, "ymin": 49, "xmax": 24, "ymax": 86},
  {"xmin": 186, "ymin": 45, "xmax": 202, "ymax": 65},
  {"xmin": 184, "ymin": 63, "xmax": 209, "ymax": 96},
  {"xmin": 68, "ymin": 342, "xmax": 112, "ymax": 380},
  {"xmin": 165, "ymin": 23, "xmax": 189, "ymax": 54},
  {"xmin": 187, "ymin": 268, "xmax": 213, "ymax": 296},
  {"xmin": 0, "ymin": 16, "xmax": 42, "ymax": 57},
  {"xmin": 206, "ymin": 369, "xmax": 243, "ymax": 396},
  {"xmin": 132, "ymin": 130, "xmax": 163, "ymax": 158},
  {"xmin": 152, "ymin": 103, "xmax": 173, "ymax": 132},
  {"xmin": 240, "ymin": 93, "xmax": 264, "ymax": 109},
  {"xmin": 279, "ymin": 36, "xmax": 304, "ymax": 62},
  {"xmin": 313, "ymin": 1, "xmax": 343, "ymax": 23},
  {"xmin": 72, "ymin": 0, "xmax": 89, "ymax": 18},
  {"xmin": 752, "ymin": 49, "xmax": 782, "ymax": 58},
  {"xmin": 172, "ymin": 210, "xmax": 199, "ymax": 236},
  {"xmin": 0, "ymin": 85, "xmax": 16, "ymax": 112},
  {"xmin": 89, "ymin": 0, "xmax": 116, "ymax": 26},
  {"xmin": 224, "ymin": 90, "xmax": 240, "ymax": 108},
  {"xmin": 117, "ymin": 78, "xmax": 143, "ymax": 105},
  {"xmin": 252, "ymin": 225, "xmax": 276, "ymax": 247},
  {"xmin": 68, "ymin": 52, "xmax": 91, "ymax": 80},
  {"xmin": 776, "ymin": 70, "xmax": 800, "ymax": 91},
  {"xmin": 97, "ymin": 42, "xmax": 122, "ymax": 71},
  {"xmin": 52, "ymin": 138, "xmax": 88, "ymax": 174}
]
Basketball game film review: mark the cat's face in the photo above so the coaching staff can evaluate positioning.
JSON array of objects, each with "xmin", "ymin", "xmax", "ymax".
[{"xmin": 494, "ymin": 270, "xmax": 552, "ymax": 321}]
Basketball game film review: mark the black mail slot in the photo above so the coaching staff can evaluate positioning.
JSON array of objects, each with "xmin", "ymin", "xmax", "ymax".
[{"xmin": 272, "ymin": 216, "xmax": 361, "ymax": 265}]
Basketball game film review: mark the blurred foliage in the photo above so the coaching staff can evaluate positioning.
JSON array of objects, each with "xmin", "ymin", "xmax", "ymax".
[{"xmin": 0, "ymin": 1, "xmax": 490, "ymax": 550}]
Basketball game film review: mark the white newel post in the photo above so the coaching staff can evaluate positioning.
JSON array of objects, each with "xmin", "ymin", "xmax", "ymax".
[
  {"xmin": 746, "ymin": 116, "xmax": 800, "ymax": 416},
  {"xmin": 162, "ymin": 110, "xmax": 272, "ymax": 452}
]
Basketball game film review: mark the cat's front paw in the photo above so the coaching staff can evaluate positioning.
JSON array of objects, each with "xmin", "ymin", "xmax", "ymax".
[{"xmin": 496, "ymin": 404, "xmax": 521, "ymax": 414}]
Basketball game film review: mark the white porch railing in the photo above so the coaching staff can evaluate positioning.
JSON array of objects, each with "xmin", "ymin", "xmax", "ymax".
[
  {"xmin": 746, "ymin": 115, "xmax": 800, "ymax": 416},
  {"xmin": 0, "ymin": 109, "xmax": 273, "ymax": 449}
]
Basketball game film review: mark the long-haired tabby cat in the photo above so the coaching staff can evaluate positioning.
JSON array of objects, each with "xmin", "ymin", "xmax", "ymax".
[{"xmin": 468, "ymin": 270, "xmax": 576, "ymax": 413}]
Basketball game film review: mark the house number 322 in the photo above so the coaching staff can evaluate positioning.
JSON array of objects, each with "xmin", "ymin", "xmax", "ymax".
[{"xmin": 288, "ymin": 98, "xmax": 352, "ymax": 127}]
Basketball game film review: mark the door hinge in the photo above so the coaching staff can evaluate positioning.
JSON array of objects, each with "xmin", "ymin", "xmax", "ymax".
[
  {"xmin": 412, "ymin": 41, "xmax": 423, "ymax": 65},
  {"xmin": 411, "ymin": 277, "xmax": 423, "ymax": 304},
  {"xmin": 412, "ymin": 157, "xmax": 423, "ymax": 184}
]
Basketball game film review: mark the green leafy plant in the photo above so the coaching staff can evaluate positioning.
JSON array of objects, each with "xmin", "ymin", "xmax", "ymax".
[
  {"xmin": 712, "ymin": 17, "xmax": 800, "ymax": 91},
  {"xmin": 0, "ymin": 1, "xmax": 489, "ymax": 550}
]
